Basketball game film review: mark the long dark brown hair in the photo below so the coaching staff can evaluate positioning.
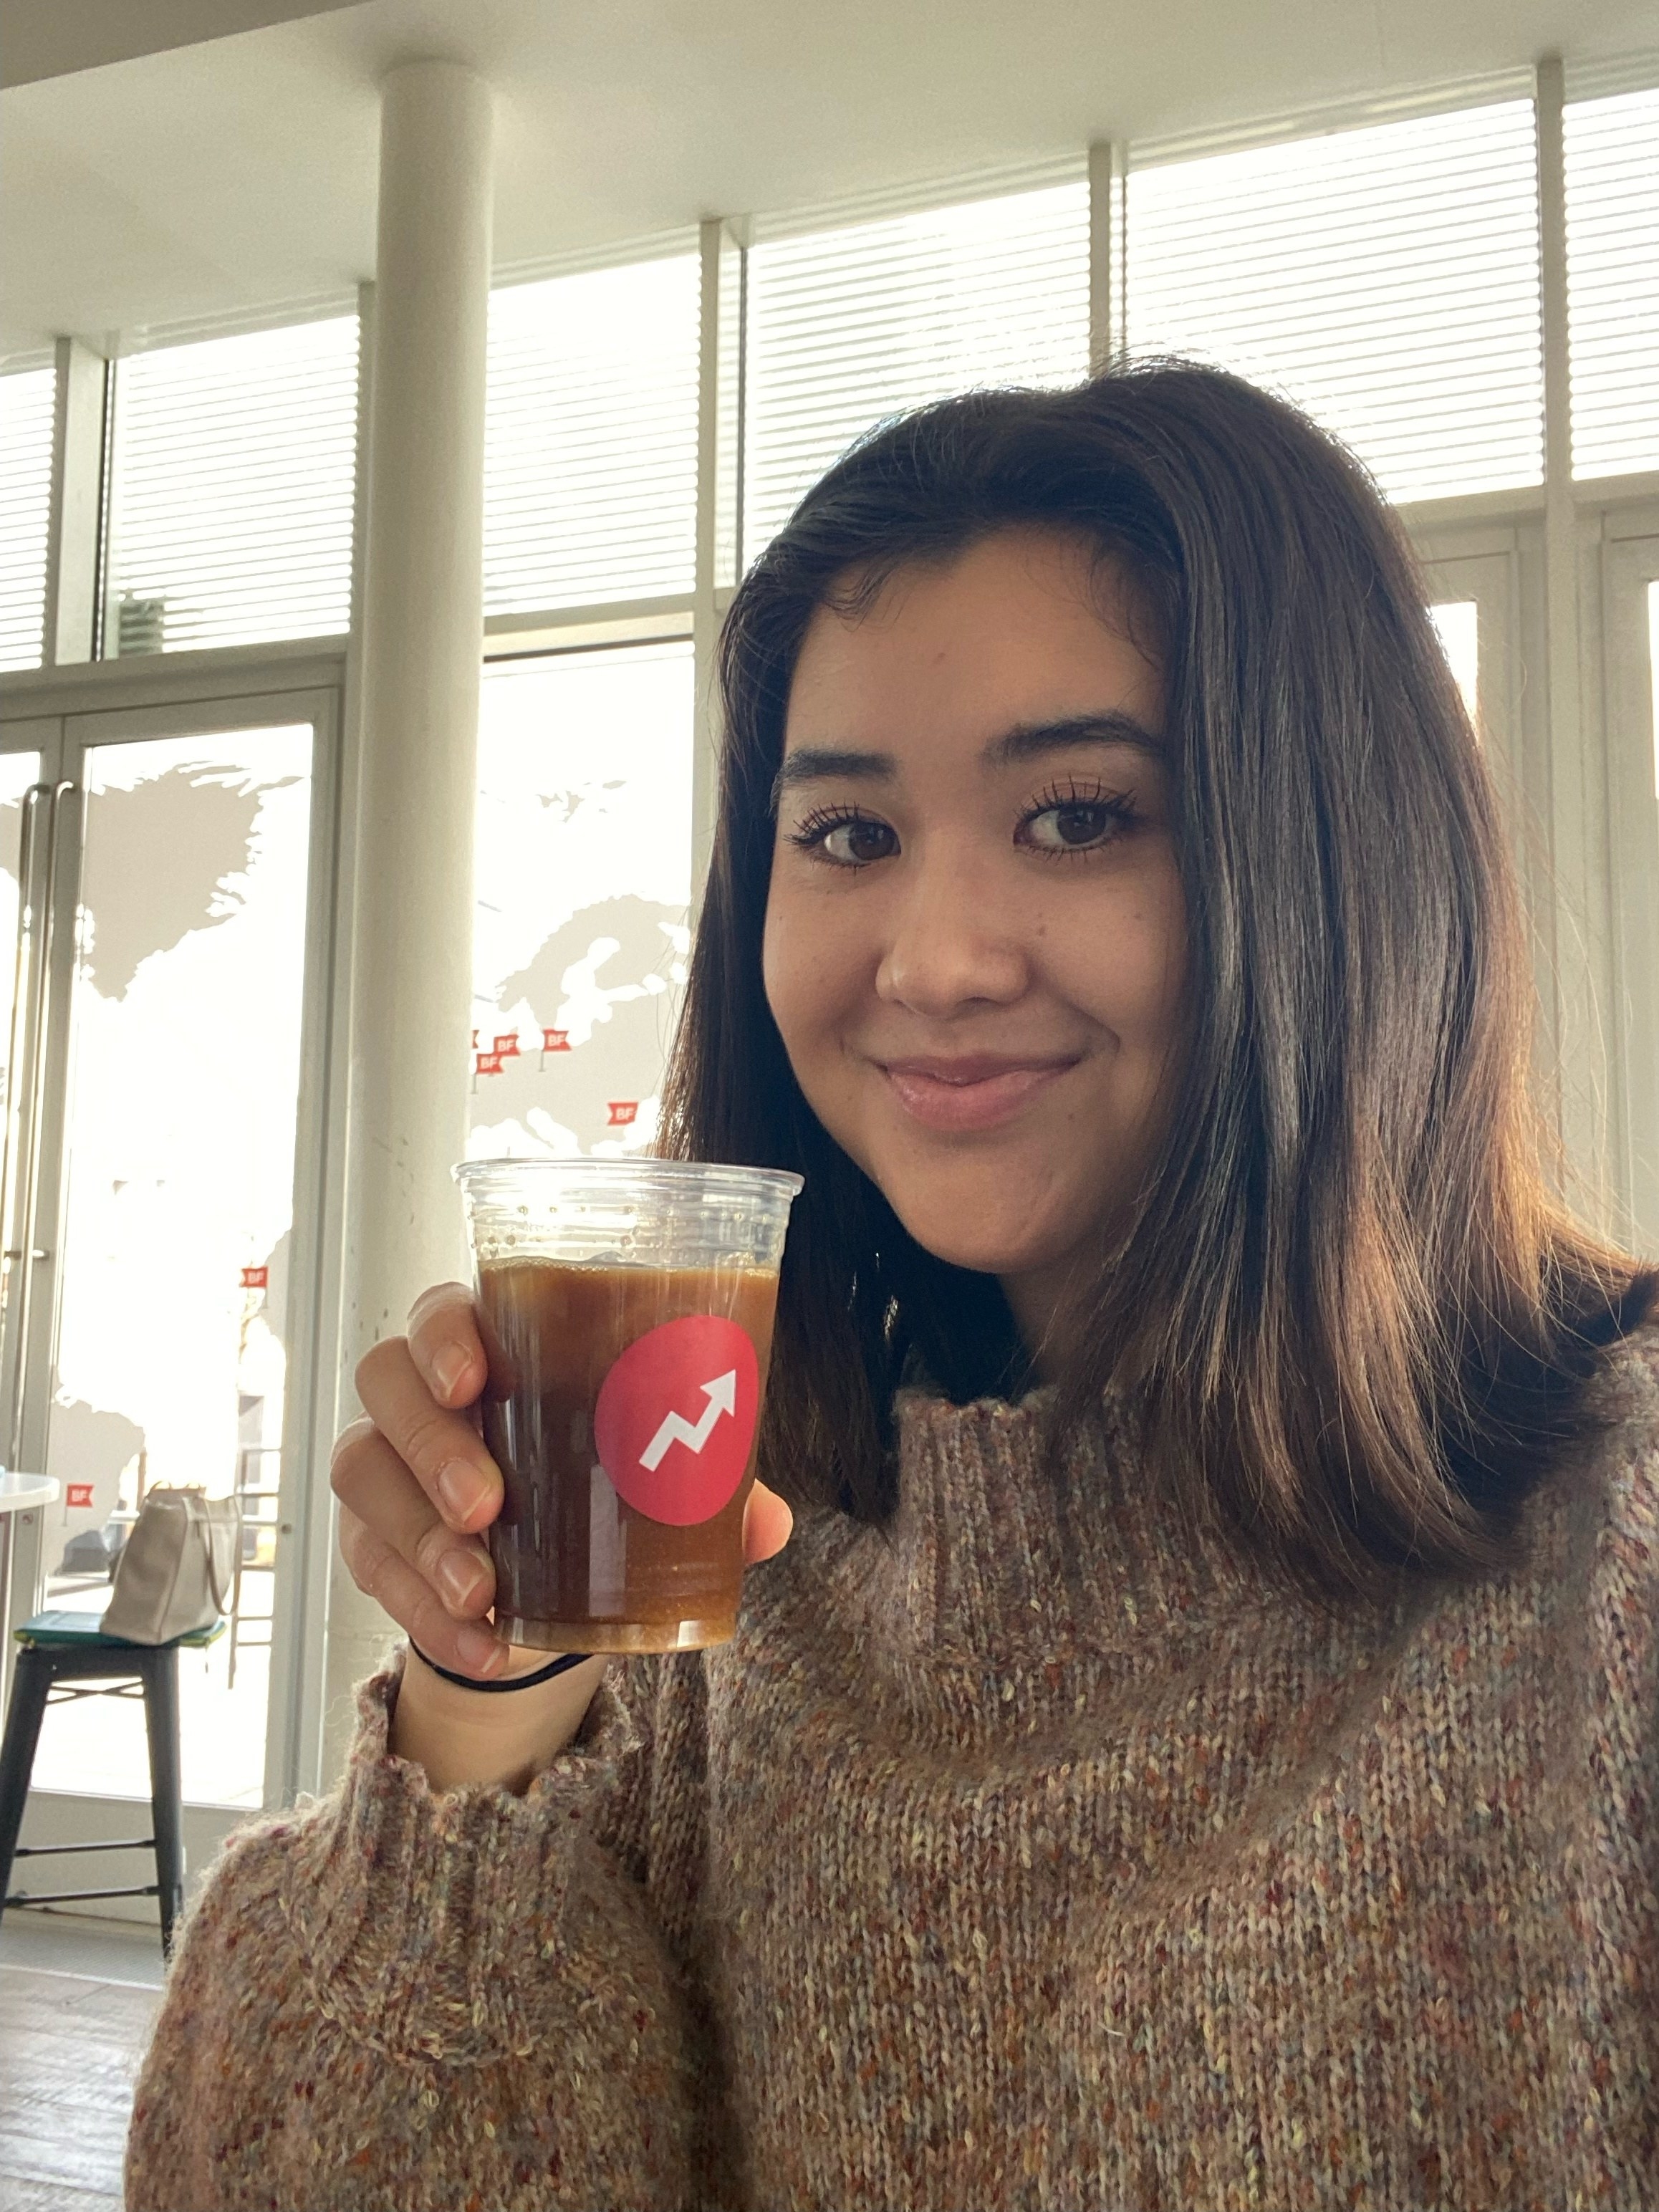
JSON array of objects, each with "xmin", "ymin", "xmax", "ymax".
[{"xmin": 660, "ymin": 361, "xmax": 1657, "ymax": 1601}]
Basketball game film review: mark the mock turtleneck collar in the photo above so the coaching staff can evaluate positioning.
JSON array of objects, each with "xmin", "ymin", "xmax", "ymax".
[{"xmin": 817, "ymin": 1382, "xmax": 1335, "ymax": 1672}]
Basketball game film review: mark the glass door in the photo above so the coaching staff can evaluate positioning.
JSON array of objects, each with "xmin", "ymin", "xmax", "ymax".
[{"xmin": 0, "ymin": 691, "xmax": 334, "ymax": 1818}]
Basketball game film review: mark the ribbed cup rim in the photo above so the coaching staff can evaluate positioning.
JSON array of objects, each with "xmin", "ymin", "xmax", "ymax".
[{"xmin": 453, "ymin": 1157, "xmax": 804, "ymax": 1203}]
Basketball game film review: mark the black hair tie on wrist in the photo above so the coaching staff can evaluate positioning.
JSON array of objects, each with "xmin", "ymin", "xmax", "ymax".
[{"xmin": 408, "ymin": 1640, "xmax": 591, "ymax": 1693}]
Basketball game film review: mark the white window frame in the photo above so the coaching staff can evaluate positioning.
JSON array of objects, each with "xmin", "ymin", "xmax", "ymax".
[
  {"xmin": 1597, "ymin": 505, "xmax": 1659, "ymax": 1251},
  {"xmin": 0, "ymin": 651, "xmax": 347, "ymax": 1870}
]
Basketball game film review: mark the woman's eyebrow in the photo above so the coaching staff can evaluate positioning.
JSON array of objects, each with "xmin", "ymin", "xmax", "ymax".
[
  {"xmin": 771, "ymin": 747, "xmax": 895, "ymax": 809},
  {"xmin": 984, "ymin": 712, "xmax": 1166, "ymax": 766},
  {"xmin": 770, "ymin": 713, "xmax": 1165, "ymax": 812}
]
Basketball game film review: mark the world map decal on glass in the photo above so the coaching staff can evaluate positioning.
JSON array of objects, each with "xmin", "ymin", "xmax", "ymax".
[{"xmin": 471, "ymin": 643, "xmax": 695, "ymax": 1160}]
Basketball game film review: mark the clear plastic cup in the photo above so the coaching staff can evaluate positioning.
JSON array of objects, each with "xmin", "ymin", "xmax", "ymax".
[{"xmin": 453, "ymin": 1158, "xmax": 802, "ymax": 1654}]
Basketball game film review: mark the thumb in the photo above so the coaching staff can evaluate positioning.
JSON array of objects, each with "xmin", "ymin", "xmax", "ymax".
[{"xmin": 741, "ymin": 1480, "xmax": 794, "ymax": 1564}]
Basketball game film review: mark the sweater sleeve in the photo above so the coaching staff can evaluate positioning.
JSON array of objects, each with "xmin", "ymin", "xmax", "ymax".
[
  {"xmin": 123, "ymin": 1643, "xmax": 705, "ymax": 2212},
  {"xmin": 1576, "ymin": 1322, "xmax": 1659, "ymax": 2186}
]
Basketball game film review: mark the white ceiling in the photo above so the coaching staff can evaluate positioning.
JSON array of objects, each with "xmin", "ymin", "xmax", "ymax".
[
  {"xmin": 2, "ymin": 0, "xmax": 1653, "ymax": 360},
  {"xmin": 0, "ymin": 1, "xmax": 367, "ymax": 90}
]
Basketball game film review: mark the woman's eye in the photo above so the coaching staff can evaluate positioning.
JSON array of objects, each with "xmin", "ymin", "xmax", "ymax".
[
  {"xmin": 802, "ymin": 816, "xmax": 898, "ymax": 866},
  {"xmin": 1022, "ymin": 799, "xmax": 1130, "ymax": 853}
]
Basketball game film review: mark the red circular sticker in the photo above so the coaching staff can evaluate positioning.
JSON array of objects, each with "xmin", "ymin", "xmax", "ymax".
[{"xmin": 593, "ymin": 1314, "xmax": 761, "ymax": 1526}]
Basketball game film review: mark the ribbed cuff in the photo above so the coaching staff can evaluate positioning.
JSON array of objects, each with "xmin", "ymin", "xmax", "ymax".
[{"xmin": 283, "ymin": 1647, "xmax": 645, "ymax": 2063}]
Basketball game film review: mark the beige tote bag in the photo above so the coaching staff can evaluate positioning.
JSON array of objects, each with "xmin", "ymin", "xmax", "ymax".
[{"xmin": 102, "ymin": 1485, "xmax": 239, "ymax": 1644}]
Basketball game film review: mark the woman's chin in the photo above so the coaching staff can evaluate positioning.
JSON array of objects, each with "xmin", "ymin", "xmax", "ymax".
[{"xmin": 887, "ymin": 1198, "xmax": 1079, "ymax": 1282}]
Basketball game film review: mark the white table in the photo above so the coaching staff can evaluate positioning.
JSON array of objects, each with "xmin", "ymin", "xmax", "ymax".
[{"xmin": 0, "ymin": 1474, "xmax": 63, "ymax": 1696}]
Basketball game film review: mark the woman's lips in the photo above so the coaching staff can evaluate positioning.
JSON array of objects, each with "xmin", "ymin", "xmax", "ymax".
[{"xmin": 877, "ymin": 1057, "xmax": 1077, "ymax": 1133}]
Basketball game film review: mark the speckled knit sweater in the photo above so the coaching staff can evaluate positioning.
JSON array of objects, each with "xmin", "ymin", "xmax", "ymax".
[{"xmin": 125, "ymin": 1325, "xmax": 1659, "ymax": 2212}]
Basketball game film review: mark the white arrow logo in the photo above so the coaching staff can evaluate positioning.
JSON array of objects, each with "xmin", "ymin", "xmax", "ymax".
[{"xmin": 638, "ymin": 1369, "xmax": 739, "ymax": 1472}]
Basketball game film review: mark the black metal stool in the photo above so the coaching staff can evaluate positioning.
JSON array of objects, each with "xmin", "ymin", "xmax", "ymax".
[{"xmin": 0, "ymin": 1609, "xmax": 226, "ymax": 1957}]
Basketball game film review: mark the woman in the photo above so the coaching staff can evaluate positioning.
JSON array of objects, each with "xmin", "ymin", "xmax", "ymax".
[{"xmin": 127, "ymin": 365, "xmax": 1658, "ymax": 2211}]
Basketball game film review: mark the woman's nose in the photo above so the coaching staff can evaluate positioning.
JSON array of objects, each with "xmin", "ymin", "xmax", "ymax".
[{"xmin": 874, "ymin": 861, "xmax": 1029, "ymax": 1014}]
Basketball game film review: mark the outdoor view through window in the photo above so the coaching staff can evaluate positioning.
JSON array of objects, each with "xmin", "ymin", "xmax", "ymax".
[{"xmin": 470, "ymin": 643, "xmax": 695, "ymax": 1161}]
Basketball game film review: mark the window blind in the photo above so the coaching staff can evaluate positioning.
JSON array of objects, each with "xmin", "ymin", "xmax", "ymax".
[
  {"xmin": 107, "ymin": 316, "xmax": 358, "ymax": 656},
  {"xmin": 0, "ymin": 365, "xmax": 56, "ymax": 672},
  {"xmin": 1564, "ymin": 88, "xmax": 1659, "ymax": 479},
  {"xmin": 746, "ymin": 181, "xmax": 1090, "ymax": 557},
  {"xmin": 1126, "ymin": 101, "xmax": 1544, "ymax": 504},
  {"xmin": 484, "ymin": 254, "xmax": 699, "ymax": 616}
]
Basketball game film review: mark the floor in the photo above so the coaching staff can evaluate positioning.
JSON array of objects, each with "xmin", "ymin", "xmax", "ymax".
[
  {"xmin": 0, "ymin": 1569, "xmax": 274, "ymax": 2203},
  {"xmin": 0, "ymin": 1911, "xmax": 165, "ymax": 2210}
]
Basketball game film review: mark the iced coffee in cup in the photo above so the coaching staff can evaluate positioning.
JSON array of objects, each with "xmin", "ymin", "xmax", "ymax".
[{"xmin": 453, "ymin": 1158, "xmax": 802, "ymax": 1654}]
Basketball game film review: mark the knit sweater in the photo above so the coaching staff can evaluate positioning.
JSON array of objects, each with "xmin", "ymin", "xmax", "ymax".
[{"xmin": 125, "ymin": 1326, "xmax": 1659, "ymax": 2212}]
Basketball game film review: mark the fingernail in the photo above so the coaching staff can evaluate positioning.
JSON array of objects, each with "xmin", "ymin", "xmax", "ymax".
[
  {"xmin": 438, "ymin": 1552, "xmax": 487, "ymax": 1612},
  {"xmin": 437, "ymin": 1462, "xmax": 481, "ymax": 1522},
  {"xmin": 456, "ymin": 1624, "xmax": 503, "ymax": 1671},
  {"xmin": 432, "ymin": 1346, "xmax": 470, "ymax": 1402}
]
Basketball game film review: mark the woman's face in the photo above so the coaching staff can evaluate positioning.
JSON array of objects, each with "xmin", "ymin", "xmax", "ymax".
[{"xmin": 763, "ymin": 528, "xmax": 1188, "ymax": 1354}]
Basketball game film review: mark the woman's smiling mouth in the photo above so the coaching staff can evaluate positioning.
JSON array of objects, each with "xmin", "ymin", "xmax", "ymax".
[{"xmin": 875, "ymin": 1054, "xmax": 1080, "ymax": 1132}]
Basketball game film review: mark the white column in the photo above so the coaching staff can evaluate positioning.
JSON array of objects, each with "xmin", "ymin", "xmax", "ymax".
[{"xmin": 319, "ymin": 59, "xmax": 494, "ymax": 1776}]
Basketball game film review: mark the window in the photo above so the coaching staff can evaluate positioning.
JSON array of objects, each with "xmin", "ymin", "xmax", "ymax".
[
  {"xmin": 0, "ymin": 365, "xmax": 56, "ymax": 671},
  {"xmin": 1127, "ymin": 101, "xmax": 1545, "ymax": 503},
  {"xmin": 484, "ymin": 255, "xmax": 700, "ymax": 615},
  {"xmin": 471, "ymin": 643, "xmax": 695, "ymax": 1159},
  {"xmin": 106, "ymin": 317, "xmax": 358, "ymax": 655},
  {"xmin": 1564, "ymin": 88, "xmax": 1659, "ymax": 479},
  {"xmin": 1429, "ymin": 600, "xmax": 1480, "ymax": 723},
  {"xmin": 746, "ymin": 180, "xmax": 1090, "ymax": 556}
]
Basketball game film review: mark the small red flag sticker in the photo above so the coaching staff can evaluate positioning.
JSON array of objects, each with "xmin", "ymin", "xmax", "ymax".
[{"xmin": 594, "ymin": 1315, "xmax": 759, "ymax": 1526}]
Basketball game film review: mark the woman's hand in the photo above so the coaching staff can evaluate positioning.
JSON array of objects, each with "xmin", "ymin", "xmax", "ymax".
[{"xmin": 332, "ymin": 1281, "xmax": 795, "ymax": 1681}]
